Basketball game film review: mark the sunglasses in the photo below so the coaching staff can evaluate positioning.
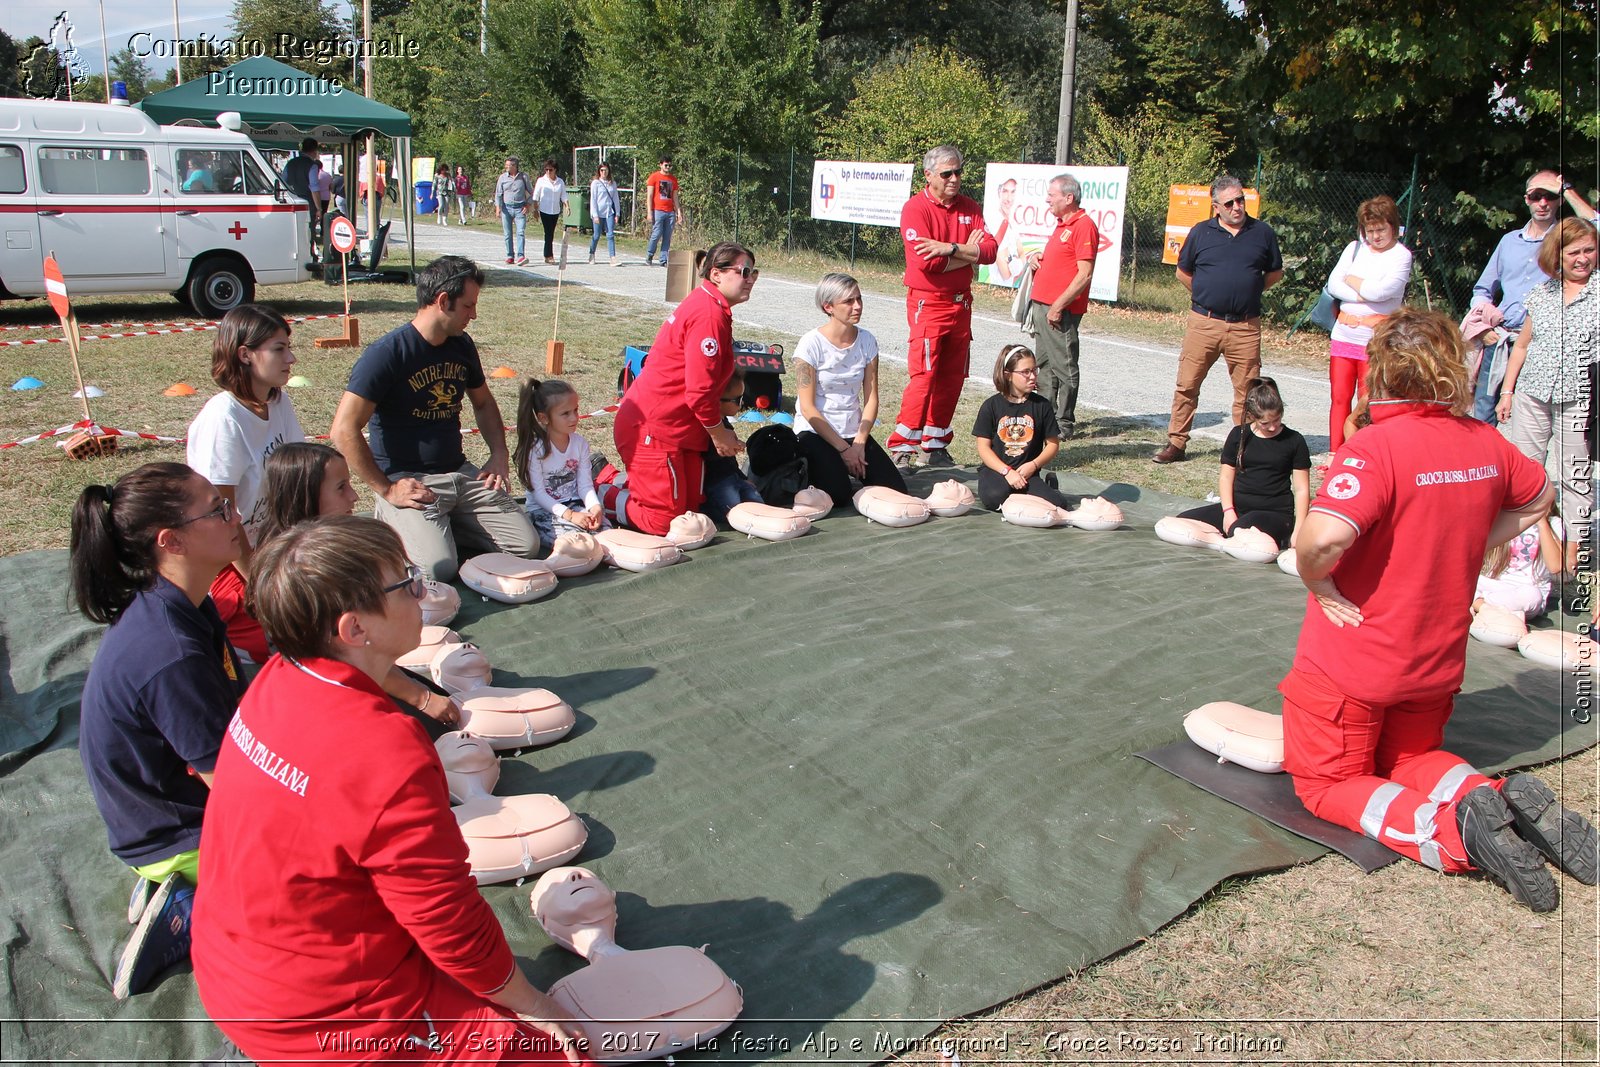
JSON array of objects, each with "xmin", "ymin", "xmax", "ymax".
[
  {"xmin": 1218, "ymin": 196, "xmax": 1246, "ymax": 209},
  {"xmin": 381, "ymin": 563, "xmax": 428, "ymax": 601},
  {"xmin": 938, "ymin": 167, "xmax": 964, "ymax": 179},
  {"xmin": 719, "ymin": 394, "xmax": 743, "ymax": 406},
  {"xmin": 1526, "ymin": 191, "xmax": 1559, "ymax": 202},
  {"xmin": 176, "ymin": 497, "xmax": 235, "ymax": 526},
  {"xmin": 719, "ymin": 264, "xmax": 760, "ymax": 279}
]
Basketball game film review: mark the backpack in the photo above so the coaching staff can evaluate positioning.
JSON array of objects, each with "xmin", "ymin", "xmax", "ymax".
[{"xmin": 745, "ymin": 424, "xmax": 808, "ymax": 508}]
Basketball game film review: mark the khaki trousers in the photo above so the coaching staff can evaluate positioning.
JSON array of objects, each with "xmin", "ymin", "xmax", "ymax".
[{"xmin": 1166, "ymin": 311, "xmax": 1262, "ymax": 449}]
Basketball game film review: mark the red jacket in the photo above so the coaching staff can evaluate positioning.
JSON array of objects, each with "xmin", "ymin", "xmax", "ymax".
[
  {"xmin": 194, "ymin": 654, "xmax": 518, "ymax": 1062},
  {"xmin": 900, "ymin": 189, "xmax": 997, "ymax": 295},
  {"xmin": 619, "ymin": 281, "xmax": 735, "ymax": 450}
]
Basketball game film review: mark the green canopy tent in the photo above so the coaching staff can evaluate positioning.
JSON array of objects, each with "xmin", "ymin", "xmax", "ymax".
[{"xmin": 139, "ymin": 56, "xmax": 417, "ymax": 278}]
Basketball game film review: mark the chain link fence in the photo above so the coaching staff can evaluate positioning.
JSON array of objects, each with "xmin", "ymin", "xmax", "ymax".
[{"xmin": 662, "ymin": 149, "xmax": 1504, "ymax": 327}]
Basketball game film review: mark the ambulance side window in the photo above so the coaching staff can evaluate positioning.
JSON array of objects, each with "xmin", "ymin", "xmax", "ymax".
[
  {"xmin": 38, "ymin": 147, "xmax": 150, "ymax": 195},
  {"xmin": 240, "ymin": 153, "xmax": 277, "ymax": 196},
  {"xmin": 0, "ymin": 146, "xmax": 24, "ymax": 194}
]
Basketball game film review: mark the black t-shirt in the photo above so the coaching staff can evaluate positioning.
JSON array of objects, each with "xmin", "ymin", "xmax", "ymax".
[
  {"xmin": 1222, "ymin": 423, "xmax": 1310, "ymax": 513},
  {"xmin": 346, "ymin": 323, "xmax": 486, "ymax": 476},
  {"xmin": 972, "ymin": 393, "xmax": 1061, "ymax": 469},
  {"xmin": 1178, "ymin": 216, "xmax": 1283, "ymax": 318},
  {"xmin": 705, "ymin": 417, "xmax": 741, "ymax": 483}
]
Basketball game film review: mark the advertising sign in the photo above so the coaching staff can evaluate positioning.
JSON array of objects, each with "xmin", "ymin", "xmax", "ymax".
[
  {"xmin": 978, "ymin": 164, "xmax": 1129, "ymax": 302},
  {"xmin": 810, "ymin": 161, "xmax": 916, "ymax": 228},
  {"xmin": 1163, "ymin": 184, "xmax": 1261, "ymax": 264}
]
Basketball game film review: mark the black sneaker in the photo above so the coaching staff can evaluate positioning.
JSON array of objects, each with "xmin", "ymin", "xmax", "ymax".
[
  {"xmin": 1501, "ymin": 773, "xmax": 1599, "ymax": 885},
  {"xmin": 923, "ymin": 449, "xmax": 956, "ymax": 469},
  {"xmin": 1456, "ymin": 785, "xmax": 1558, "ymax": 912},
  {"xmin": 127, "ymin": 876, "xmax": 155, "ymax": 925},
  {"xmin": 1043, "ymin": 471, "xmax": 1060, "ymax": 490},
  {"xmin": 112, "ymin": 872, "xmax": 194, "ymax": 999}
]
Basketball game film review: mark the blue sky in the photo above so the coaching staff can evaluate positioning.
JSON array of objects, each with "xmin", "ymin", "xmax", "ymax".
[{"xmin": 8, "ymin": 1, "xmax": 258, "ymax": 77}]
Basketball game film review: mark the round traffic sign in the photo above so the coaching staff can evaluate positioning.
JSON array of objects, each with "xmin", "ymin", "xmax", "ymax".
[
  {"xmin": 43, "ymin": 256, "xmax": 71, "ymax": 319},
  {"xmin": 328, "ymin": 216, "xmax": 358, "ymax": 254}
]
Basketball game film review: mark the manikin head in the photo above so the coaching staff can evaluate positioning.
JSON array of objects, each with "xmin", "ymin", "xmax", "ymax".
[{"xmin": 532, "ymin": 866, "xmax": 619, "ymax": 958}]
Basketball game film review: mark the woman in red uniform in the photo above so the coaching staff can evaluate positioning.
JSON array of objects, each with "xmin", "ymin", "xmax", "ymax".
[
  {"xmin": 1284, "ymin": 308, "xmax": 1594, "ymax": 912},
  {"xmin": 193, "ymin": 516, "xmax": 587, "ymax": 1065},
  {"xmin": 611, "ymin": 242, "xmax": 757, "ymax": 534}
]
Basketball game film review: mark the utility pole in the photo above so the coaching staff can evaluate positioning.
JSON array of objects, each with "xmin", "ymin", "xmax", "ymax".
[
  {"xmin": 363, "ymin": 0, "xmax": 376, "ymax": 250},
  {"xmin": 1055, "ymin": 0, "xmax": 1079, "ymax": 165}
]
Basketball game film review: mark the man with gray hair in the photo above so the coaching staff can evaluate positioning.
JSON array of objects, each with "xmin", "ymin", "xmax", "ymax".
[
  {"xmin": 887, "ymin": 145, "xmax": 998, "ymax": 467},
  {"xmin": 1153, "ymin": 175, "xmax": 1282, "ymax": 463},
  {"xmin": 1024, "ymin": 173, "xmax": 1100, "ymax": 438}
]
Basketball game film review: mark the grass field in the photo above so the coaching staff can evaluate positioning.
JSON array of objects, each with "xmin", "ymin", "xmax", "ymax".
[{"xmin": 1, "ymin": 242, "xmax": 1594, "ymax": 1063}]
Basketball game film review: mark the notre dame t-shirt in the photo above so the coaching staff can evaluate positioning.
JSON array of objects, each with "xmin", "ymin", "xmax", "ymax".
[
  {"xmin": 346, "ymin": 323, "xmax": 486, "ymax": 476},
  {"xmin": 971, "ymin": 392, "xmax": 1060, "ymax": 469}
]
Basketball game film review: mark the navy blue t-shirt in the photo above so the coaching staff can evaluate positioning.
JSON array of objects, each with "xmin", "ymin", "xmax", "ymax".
[
  {"xmin": 79, "ymin": 577, "xmax": 247, "ymax": 866},
  {"xmin": 345, "ymin": 323, "xmax": 487, "ymax": 476},
  {"xmin": 1178, "ymin": 215, "xmax": 1284, "ymax": 318}
]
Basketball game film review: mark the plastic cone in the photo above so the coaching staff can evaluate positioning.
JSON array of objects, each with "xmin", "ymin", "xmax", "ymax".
[
  {"xmin": 73, "ymin": 385, "xmax": 106, "ymax": 398},
  {"xmin": 163, "ymin": 382, "xmax": 197, "ymax": 397},
  {"xmin": 11, "ymin": 377, "xmax": 44, "ymax": 391},
  {"xmin": 490, "ymin": 366, "xmax": 517, "ymax": 379},
  {"xmin": 286, "ymin": 375, "xmax": 311, "ymax": 388}
]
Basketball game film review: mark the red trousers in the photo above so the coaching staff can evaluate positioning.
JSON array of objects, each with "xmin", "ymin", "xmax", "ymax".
[
  {"xmin": 1328, "ymin": 356, "xmax": 1367, "ymax": 452},
  {"xmin": 612, "ymin": 408, "xmax": 703, "ymax": 536},
  {"xmin": 886, "ymin": 295, "xmax": 972, "ymax": 454},
  {"xmin": 1280, "ymin": 664, "xmax": 1495, "ymax": 872}
]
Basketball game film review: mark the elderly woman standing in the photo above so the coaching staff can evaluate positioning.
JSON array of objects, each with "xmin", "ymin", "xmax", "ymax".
[
  {"xmin": 1323, "ymin": 195, "xmax": 1413, "ymax": 456},
  {"xmin": 1284, "ymin": 308, "xmax": 1591, "ymax": 913},
  {"xmin": 1497, "ymin": 217, "xmax": 1599, "ymax": 574},
  {"xmin": 193, "ymin": 516, "xmax": 586, "ymax": 1065}
]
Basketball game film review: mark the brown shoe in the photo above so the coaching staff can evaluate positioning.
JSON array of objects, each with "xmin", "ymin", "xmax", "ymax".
[{"xmin": 1152, "ymin": 444, "xmax": 1187, "ymax": 464}]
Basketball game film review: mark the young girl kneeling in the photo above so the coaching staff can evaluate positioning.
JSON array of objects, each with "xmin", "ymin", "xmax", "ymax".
[
  {"xmin": 1177, "ymin": 377, "xmax": 1310, "ymax": 548},
  {"xmin": 972, "ymin": 345, "xmax": 1077, "ymax": 511},
  {"xmin": 515, "ymin": 378, "xmax": 604, "ymax": 548}
]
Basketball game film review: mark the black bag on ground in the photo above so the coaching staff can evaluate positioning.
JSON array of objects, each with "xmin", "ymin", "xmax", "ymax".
[{"xmin": 745, "ymin": 424, "xmax": 808, "ymax": 508}]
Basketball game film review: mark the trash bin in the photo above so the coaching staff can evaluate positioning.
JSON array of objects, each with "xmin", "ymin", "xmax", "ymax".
[
  {"xmin": 415, "ymin": 180, "xmax": 437, "ymax": 215},
  {"xmin": 564, "ymin": 189, "xmax": 587, "ymax": 233}
]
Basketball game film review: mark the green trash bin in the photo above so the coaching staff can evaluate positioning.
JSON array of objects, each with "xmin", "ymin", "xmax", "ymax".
[{"xmin": 564, "ymin": 189, "xmax": 588, "ymax": 233}]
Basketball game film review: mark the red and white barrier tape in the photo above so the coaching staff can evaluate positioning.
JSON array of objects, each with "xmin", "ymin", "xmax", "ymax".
[{"xmin": 0, "ymin": 313, "xmax": 346, "ymax": 347}]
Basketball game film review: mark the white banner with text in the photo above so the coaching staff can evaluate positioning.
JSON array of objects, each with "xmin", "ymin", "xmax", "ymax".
[
  {"xmin": 809, "ymin": 161, "xmax": 916, "ymax": 228},
  {"xmin": 978, "ymin": 163, "xmax": 1129, "ymax": 302}
]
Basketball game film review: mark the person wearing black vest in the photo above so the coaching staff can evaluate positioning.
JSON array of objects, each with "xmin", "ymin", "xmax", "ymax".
[
  {"xmin": 1154, "ymin": 175, "xmax": 1283, "ymax": 463},
  {"xmin": 281, "ymin": 139, "xmax": 323, "ymax": 260}
]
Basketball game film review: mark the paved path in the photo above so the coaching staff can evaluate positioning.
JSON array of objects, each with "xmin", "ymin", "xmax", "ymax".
[{"xmin": 399, "ymin": 222, "xmax": 1335, "ymax": 453}]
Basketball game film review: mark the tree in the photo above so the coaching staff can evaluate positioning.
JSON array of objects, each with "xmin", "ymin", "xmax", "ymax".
[
  {"xmin": 230, "ymin": 0, "xmax": 349, "ymax": 79},
  {"xmin": 820, "ymin": 45, "xmax": 1026, "ymax": 192},
  {"xmin": 108, "ymin": 46, "xmax": 155, "ymax": 101},
  {"xmin": 1235, "ymin": 0, "xmax": 1598, "ymax": 178},
  {"xmin": 580, "ymin": 0, "xmax": 822, "ymax": 233},
  {"xmin": 0, "ymin": 29, "xmax": 23, "ymax": 97},
  {"xmin": 1075, "ymin": 100, "xmax": 1225, "ymax": 239}
]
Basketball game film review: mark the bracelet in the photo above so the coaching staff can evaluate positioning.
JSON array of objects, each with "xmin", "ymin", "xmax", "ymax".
[
  {"xmin": 1223, "ymin": 506, "xmax": 1236, "ymax": 513},
  {"xmin": 415, "ymin": 689, "xmax": 434, "ymax": 714}
]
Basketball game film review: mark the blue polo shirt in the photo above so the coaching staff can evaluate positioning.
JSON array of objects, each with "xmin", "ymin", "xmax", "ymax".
[
  {"xmin": 1471, "ymin": 225, "xmax": 1550, "ymax": 330},
  {"xmin": 1178, "ymin": 215, "xmax": 1284, "ymax": 319},
  {"xmin": 79, "ymin": 577, "xmax": 247, "ymax": 867}
]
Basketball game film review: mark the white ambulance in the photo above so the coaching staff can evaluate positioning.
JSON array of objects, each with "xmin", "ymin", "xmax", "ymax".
[{"xmin": 0, "ymin": 98, "xmax": 313, "ymax": 318}]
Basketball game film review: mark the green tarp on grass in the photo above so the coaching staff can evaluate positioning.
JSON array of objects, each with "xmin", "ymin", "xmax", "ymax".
[{"xmin": 0, "ymin": 472, "xmax": 1586, "ymax": 1063}]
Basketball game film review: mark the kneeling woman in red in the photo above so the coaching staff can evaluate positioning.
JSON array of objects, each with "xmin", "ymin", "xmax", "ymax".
[
  {"xmin": 193, "ymin": 516, "xmax": 587, "ymax": 1065},
  {"xmin": 1284, "ymin": 308, "xmax": 1593, "ymax": 911},
  {"xmin": 610, "ymin": 242, "xmax": 755, "ymax": 534}
]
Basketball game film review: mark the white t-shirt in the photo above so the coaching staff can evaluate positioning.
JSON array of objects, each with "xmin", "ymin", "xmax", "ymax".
[
  {"xmin": 186, "ymin": 390, "xmax": 305, "ymax": 544},
  {"xmin": 792, "ymin": 327, "xmax": 877, "ymax": 439},
  {"xmin": 523, "ymin": 432, "xmax": 601, "ymax": 518}
]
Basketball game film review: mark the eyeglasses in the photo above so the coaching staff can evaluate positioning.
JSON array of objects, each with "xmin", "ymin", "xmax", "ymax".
[
  {"xmin": 719, "ymin": 395, "xmax": 743, "ymax": 406},
  {"xmin": 1010, "ymin": 366, "xmax": 1039, "ymax": 376},
  {"xmin": 176, "ymin": 497, "xmax": 234, "ymax": 526},
  {"xmin": 719, "ymin": 264, "xmax": 759, "ymax": 279},
  {"xmin": 1526, "ymin": 191, "xmax": 1559, "ymax": 202},
  {"xmin": 938, "ymin": 167, "xmax": 964, "ymax": 179},
  {"xmin": 1218, "ymin": 196, "xmax": 1246, "ymax": 209},
  {"xmin": 381, "ymin": 563, "xmax": 427, "ymax": 601}
]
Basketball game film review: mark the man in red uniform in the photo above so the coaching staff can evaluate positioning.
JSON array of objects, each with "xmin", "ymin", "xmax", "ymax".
[
  {"xmin": 887, "ymin": 145, "xmax": 997, "ymax": 468},
  {"xmin": 1283, "ymin": 309, "xmax": 1595, "ymax": 912},
  {"xmin": 1024, "ymin": 173, "xmax": 1099, "ymax": 439}
]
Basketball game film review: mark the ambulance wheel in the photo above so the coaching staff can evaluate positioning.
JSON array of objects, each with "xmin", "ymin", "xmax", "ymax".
[{"xmin": 187, "ymin": 259, "xmax": 255, "ymax": 319}]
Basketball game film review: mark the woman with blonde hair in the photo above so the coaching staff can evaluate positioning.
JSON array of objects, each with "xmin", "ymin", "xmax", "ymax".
[
  {"xmin": 1283, "ymin": 308, "xmax": 1590, "ymax": 913},
  {"xmin": 1497, "ymin": 216, "xmax": 1598, "ymax": 573}
]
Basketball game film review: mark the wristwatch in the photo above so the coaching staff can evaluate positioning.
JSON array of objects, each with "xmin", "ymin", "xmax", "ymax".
[{"xmin": 949, "ymin": 242, "xmax": 959, "ymax": 257}]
